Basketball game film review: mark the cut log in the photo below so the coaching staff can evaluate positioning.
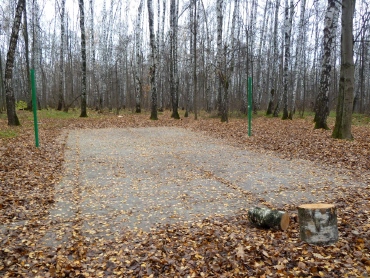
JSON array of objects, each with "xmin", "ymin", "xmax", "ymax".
[
  {"xmin": 248, "ymin": 207, "xmax": 290, "ymax": 231},
  {"xmin": 298, "ymin": 203, "xmax": 338, "ymax": 245}
]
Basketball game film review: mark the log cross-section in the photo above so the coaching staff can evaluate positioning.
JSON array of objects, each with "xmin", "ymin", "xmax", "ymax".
[
  {"xmin": 298, "ymin": 203, "xmax": 338, "ymax": 245},
  {"xmin": 248, "ymin": 207, "xmax": 290, "ymax": 231}
]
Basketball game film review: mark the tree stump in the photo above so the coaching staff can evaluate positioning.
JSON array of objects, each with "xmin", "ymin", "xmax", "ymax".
[
  {"xmin": 298, "ymin": 204, "xmax": 338, "ymax": 245},
  {"xmin": 248, "ymin": 207, "xmax": 290, "ymax": 231}
]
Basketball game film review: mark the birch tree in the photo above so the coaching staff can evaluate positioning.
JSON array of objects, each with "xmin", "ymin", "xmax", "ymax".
[
  {"xmin": 290, "ymin": 0, "xmax": 306, "ymax": 119},
  {"xmin": 333, "ymin": 0, "xmax": 356, "ymax": 139},
  {"xmin": 314, "ymin": 0, "xmax": 339, "ymax": 129},
  {"xmin": 135, "ymin": 0, "xmax": 143, "ymax": 113},
  {"xmin": 170, "ymin": 0, "xmax": 180, "ymax": 119},
  {"xmin": 147, "ymin": 0, "xmax": 158, "ymax": 120},
  {"xmin": 267, "ymin": 0, "xmax": 280, "ymax": 115},
  {"xmin": 22, "ymin": 0, "xmax": 32, "ymax": 111},
  {"xmin": 57, "ymin": 0, "xmax": 66, "ymax": 111},
  {"xmin": 89, "ymin": 0, "xmax": 97, "ymax": 111},
  {"xmin": 79, "ymin": 0, "xmax": 88, "ymax": 117},
  {"xmin": 255, "ymin": 0, "xmax": 270, "ymax": 112},
  {"xmin": 192, "ymin": 0, "xmax": 198, "ymax": 120},
  {"xmin": 282, "ymin": 0, "xmax": 293, "ymax": 120},
  {"xmin": 5, "ymin": 0, "xmax": 24, "ymax": 126},
  {"xmin": 216, "ymin": 0, "xmax": 223, "ymax": 115}
]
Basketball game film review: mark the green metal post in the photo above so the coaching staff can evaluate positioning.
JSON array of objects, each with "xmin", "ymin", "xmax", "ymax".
[
  {"xmin": 31, "ymin": 69, "xmax": 39, "ymax": 147},
  {"xmin": 248, "ymin": 77, "xmax": 253, "ymax": 136}
]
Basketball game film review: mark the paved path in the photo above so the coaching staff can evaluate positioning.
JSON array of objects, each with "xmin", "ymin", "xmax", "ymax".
[{"xmin": 42, "ymin": 127, "xmax": 364, "ymax": 245}]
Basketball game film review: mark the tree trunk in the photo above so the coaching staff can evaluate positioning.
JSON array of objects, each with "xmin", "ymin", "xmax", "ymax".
[
  {"xmin": 216, "ymin": 0, "xmax": 223, "ymax": 115},
  {"xmin": 298, "ymin": 204, "xmax": 338, "ymax": 245},
  {"xmin": 193, "ymin": 0, "xmax": 198, "ymax": 120},
  {"xmin": 5, "ymin": 0, "xmax": 24, "ymax": 126},
  {"xmin": 282, "ymin": 0, "xmax": 293, "ymax": 120},
  {"xmin": 0, "ymin": 51, "xmax": 5, "ymax": 112},
  {"xmin": 89, "ymin": 0, "xmax": 98, "ymax": 112},
  {"xmin": 248, "ymin": 207, "xmax": 290, "ymax": 231},
  {"xmin": 79, "ymin": 0, "xmax": 88, "ymax": 117},
  {"xmin": 135, "ymin": 0, "xmax": 143, "ymax": 113},
  {"xmin": 332, "ymin": 0, "xmax": 356, "ymax": 139},
  {"xmin": 314, "ymin": 0, "xmax": 339, "ymax": 129},
  {"xmin": 58, "ymin": 0, "xmax": 66, "ymax": 111},
  {"xmin": 22, "ymin": 1, "xmax": 32, "ymax": 111},
  {"xmin": 147, "ymin": 0, "xmax": 157, "ymax": 120},
  {"xmin": 268, "ymin": 0, "xmax": 280, "ymax": 116},
  {"xmin": 290, "ymin": 0, "xmax": 306, "ymax": 119},
  {"xmin": 170, "ymin": 0, "xmax": 180, "ymax": 119},
  {"xmin": 255, "ymin": 0, "xmax": 269, "ymax": 113}
]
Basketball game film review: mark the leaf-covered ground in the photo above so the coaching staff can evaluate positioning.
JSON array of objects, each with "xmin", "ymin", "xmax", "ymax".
[{"xmin": 0, "ymin": 110, "xmax": 369, "ymax": 277}]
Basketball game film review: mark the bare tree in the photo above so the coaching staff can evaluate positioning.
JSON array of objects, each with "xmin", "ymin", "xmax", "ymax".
[
  {"xmin": 22, "ymin": 0, "xmax": 32, "ymax": 110},
  {"xmin": 147, "ymin": 0, "xmax": 158, "ymax": 120},
  {"xmin": 79, "ymin": 0, "xmax": 87, "ymax": 117},
  {"xmin": 57, "ymin": 0, "xmax": 66, "ymax": 111},
  {"xmin": 282, "ymin": 0, "xmax": 293, "ymax": 120},
  {"xmin": 170, "ymin": 0, "xmax": 180, "ymax": 119},
  {"xmin": 216, "ymin": 0, "xmax": 223, "ymax": 115},
  {"xmin": 290, "ymin": 0, "xmax": 306, "ymax": 119},
  {"xmin": 5, "ymin": 0, "xmax": 25, "ymax": 126},
  {"xmin": 192, "ymin": 0, "xmax": 198, "ymax": 120},
  {"xmin": 333, "ymin": 0, "xmax": 356, "ymax": 139},
  {"xmin": 135, "ymin": 0, "xmax": 143, "ymax": 113},
  {"xmin": 267, "ymin": 0, "xmax": 280, "ymax": 116},
  {"xmin": 314, "ymin": 0, "xmax": 339, "ymax": 129}
]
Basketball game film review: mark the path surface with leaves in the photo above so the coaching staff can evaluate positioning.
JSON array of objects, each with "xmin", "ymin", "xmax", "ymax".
[{"xmin": 1, "ymin": 111, "xmax": 369, "ymax": 277}]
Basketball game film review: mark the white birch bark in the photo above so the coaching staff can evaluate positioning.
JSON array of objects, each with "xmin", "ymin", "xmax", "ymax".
[
  {"xmin": 216, "ymin": 0, "xmax": 223, "ymax": 114},
  {"xmin": 89, "ymin": 0, "xmax": 97, "ymax": 111},
  {"xmin": 314, "ymin": 0, "xmax": 339, "ymax": 129},
  {"xmin": 170, "ymin": 0, "xmax": 179, "ymax": 119},
  {"xmin": 79, "ymin": 0, "xmax": 87, "ymax": 117},
  {"xmin": 147, "ymin": 0, "xmax": 157, "ymax": 120},
  {"xmin": 290, "ymin": 0, "xmax": 306, "ymax": 119},
  {"xmin": 57, "ymin": 0, "xmax": 66, "ymax": 111},
  {"xmin": 270, "ymin": 0, "xmax": 280, "ymax": 116},
  {"xmin": 5, "ymin": 0, "xmax": 24, "ymax": 126},
  {"xmin": 135, "ymin": 0, "xmax": 143, "ymax": 113},
  {"xmin": 282, "ymin": 0, "xmax": 293, "ymax": 120},
  {"xmin": 255, "ymin": 1, "xmax": 271, "ymax": 112}
]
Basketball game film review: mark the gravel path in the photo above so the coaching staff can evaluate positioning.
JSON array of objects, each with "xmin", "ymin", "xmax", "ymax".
[{"xmin": 42, "ymin": 127, "xmax": 365, "ymax": 244}]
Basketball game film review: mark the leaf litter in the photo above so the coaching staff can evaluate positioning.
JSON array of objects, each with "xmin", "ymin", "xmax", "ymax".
[{"xmin": 0, "ymin": 111, "xmax": 369, "ymax": 277}]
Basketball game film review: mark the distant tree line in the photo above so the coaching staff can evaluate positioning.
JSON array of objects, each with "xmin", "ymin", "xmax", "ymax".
[{"xmin": 0, "ymin": 0, "xmax": 368, "ymax": 135}]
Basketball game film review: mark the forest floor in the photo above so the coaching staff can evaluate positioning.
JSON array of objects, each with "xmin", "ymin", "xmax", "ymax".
[{"xmin": 0, "ymin": 109, "xmax": 369, "ymax": 277}]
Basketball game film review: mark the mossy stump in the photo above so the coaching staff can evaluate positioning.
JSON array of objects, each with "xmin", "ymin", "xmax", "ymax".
[{"xmin": 298, "ymin": 203, "xmax": 338, "ymax": 245}]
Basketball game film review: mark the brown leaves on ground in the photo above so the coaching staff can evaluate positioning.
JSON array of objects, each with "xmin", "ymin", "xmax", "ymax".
[{"xmin": 1, "ymin": 110, "xmax": 369, "ymax": 277}]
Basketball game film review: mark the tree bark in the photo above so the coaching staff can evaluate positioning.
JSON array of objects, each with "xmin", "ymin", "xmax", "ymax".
[
  {"xmin": 298, "ymin": 204, "xmax": 338, "ymax": 245},
  {"xmin": 282, "ymin": 0, "xmax": 293, "ymax": 120},
  {"xmin": 290, "ymin": 0, "xmax": 306, "ymax": 119},
  {"xmin": 216, "ymin": 0, "xmax": 223, "ymax": 115},
  {"xmin": 332, "ymin": 0, "xmax": 356, "ymax": 139},
  {"xmin": 135, "ymin": 0, "xmax": 143, "ymax": 113},
  {"xmin": 248, "ymin": 207, "xmax": 290, "ymax": 231},
  {"xmin": 193, "ymin": 0, "xmax": 198, "ymax": 120},
  {"xmin": 147, "ymin": 0, "xmax": 157, "ymax": 120},
  {"xmin": 266, "ymin": 0, "xmax": 280, "ymax": 117},
  {"xmin": 57, "ymin": 0, "xmax": 66, "ymax": 111},
  {"xmin": 314, "ymin": 0, "xmax": 339, "ymax": 129},
  {"xmin": 79, "ymin": 0, "xmax": 88, "ymax": 117},
  {"xmin": 5, "ymin": 0, "xmax": 24, "ymax": 126},
  {"xmin": 170, "ymin": 0, "xmax": 180, "ymax": 119},
  {"xmin": 22, "ymin": 1, "xmax": 32, "ymax": 111},
  {"xmin": 0, "ymin": 51, "xmax": 5, "ymax": 112}
]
